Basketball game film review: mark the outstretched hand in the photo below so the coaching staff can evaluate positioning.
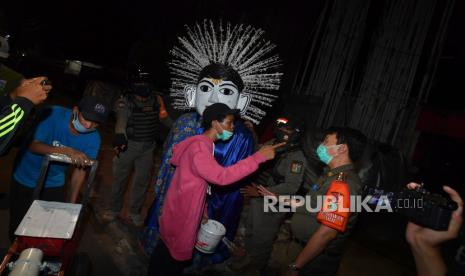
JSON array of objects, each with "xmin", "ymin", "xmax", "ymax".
[
  {"xmin": 13, "ymin": 77, "xmax": 52, "ymax": 105},
  {"xmin": 240, "ymin": 183, "xmax": 260, "ymax": 197},
  {"xmin": 257, "ymin": 142, "xmax": 286, "ymax": 160},
  {"xmin": 257, "ymin": 185, "xmax": 277, "ymax": 198}
]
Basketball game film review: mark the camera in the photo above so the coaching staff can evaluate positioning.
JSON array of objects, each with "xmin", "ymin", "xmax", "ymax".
[
  {"xmin": 364, "ymin": 186, "xmax": 458, "ymax": 231},
  {"xmin": 396, "ymin": 187, "xmax": 458, "ymax": 230}
]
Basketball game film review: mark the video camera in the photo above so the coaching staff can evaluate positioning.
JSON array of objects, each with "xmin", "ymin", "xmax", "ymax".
[{"xmin": 364, "ymin": 185, "xmax": 458, "ymax": 231}]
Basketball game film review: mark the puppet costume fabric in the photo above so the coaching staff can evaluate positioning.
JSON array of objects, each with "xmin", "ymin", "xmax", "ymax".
[
  {"xmin": 142, "ymin": 20, "xmax": 282, "ymax": 264},
  {"xmin": 159, "ymin": 134, "xmax": 266, "ymax": 261},
  {"xmin": 142, "ymin": 113, "xmax": 254, "ymax": 258}
]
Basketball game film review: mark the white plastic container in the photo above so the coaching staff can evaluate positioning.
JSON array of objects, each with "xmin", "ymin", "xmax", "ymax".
[
  {"xmin": 10, "ymin": 248, "xmax": 43, "ymax": 276},
  {"xmin": 195, "ymin": 220, "xmax": 226, "ymax": 254}
]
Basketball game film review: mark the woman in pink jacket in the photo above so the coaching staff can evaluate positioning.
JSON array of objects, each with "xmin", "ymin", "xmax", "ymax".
[{"xmin": 147, "ymin": 103, "xmax": 284, "ymax": 275}]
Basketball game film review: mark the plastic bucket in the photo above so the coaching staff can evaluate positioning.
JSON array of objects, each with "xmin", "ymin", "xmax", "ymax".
[{"xmin": 195, "ymin": 220, "xmax": 226, "ymax": 254}]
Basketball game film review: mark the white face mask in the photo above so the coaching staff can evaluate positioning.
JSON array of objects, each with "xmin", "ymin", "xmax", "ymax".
[{"xmin": 195, "ymin": 78, "xmax": 240, "ymax": 115}]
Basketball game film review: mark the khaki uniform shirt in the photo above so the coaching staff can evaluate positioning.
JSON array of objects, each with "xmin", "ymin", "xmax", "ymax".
[
  {"xmin": 291, "ymin": 164, "xmax": 361, "ymax": 252},
  {"xmin": 264, "ymin": 148, "xmax": 308, "ymax": 195}
]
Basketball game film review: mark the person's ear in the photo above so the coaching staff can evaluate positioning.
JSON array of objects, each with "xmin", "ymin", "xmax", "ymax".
[
  {"xmin": 212, "ymin": 120, "xmax": 221, "ymax": 133},
  {"xmin": 338, "ymin": 144, "xmax": 348, "ymax": 155}
]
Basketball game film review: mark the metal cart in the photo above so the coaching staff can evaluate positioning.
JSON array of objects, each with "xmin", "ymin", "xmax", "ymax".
[{"xmin": 0, "ymin": 153, "xmax": 98, "ymax": 276}]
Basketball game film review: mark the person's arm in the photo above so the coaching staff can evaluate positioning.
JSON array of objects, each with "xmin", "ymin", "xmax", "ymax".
[
  {"xmin": 193, "ymin": 143, "xmax": 284, "ymax": 186},
  {"xmin": 0, "ymin": 76, "xmax": 51, "ymax": 154},
  {"xmin": 114, "ymin": 96, "xmax": 130, "ymax": 135},
  {"xmin": 69, "ymin": 168, "xmax": 86, "ymax": 203},
  {"xmin": 193, "ymin": 149, "xmax": 267, "ymax": 186},
  {"xmin": 157, "ymin": 95, "xmax": 173, "ymax": 128},
  {"xmin": 68, "ymin": 134, "xmax": 100, "ymax": 202},
  {"xmin": 407, "ymin": 222, "xmax": 447, "ymax": 276},
  {"xmin": 30, "ymin": 138, "xmax": 90, "ymax": 202},
  {"xmin": 291, "ymin": 225, "xmax": 338, "ymax": 272},
  {"xmin": 29, "ymin": 140, "xmax": 90, "ymax": 167},
  {"xmin": 113, "ymin": 97, "xmax": 130, "ymax": 152},
  {"xmin": 0, "ymin": 97, "xmax": 34, "ymax": 153}
]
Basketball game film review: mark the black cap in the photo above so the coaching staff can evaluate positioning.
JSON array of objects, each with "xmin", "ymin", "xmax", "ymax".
[
  {"xmin": 202, "ymin": 103, "xmax": 239, "ymax": 128},
  {"xmin": 78, "ymin": 96, "xmax": 109, "ymax": 124},
  {"xmin": 275, "ymin": 113, "xmax": 304, "ymax": 132}
]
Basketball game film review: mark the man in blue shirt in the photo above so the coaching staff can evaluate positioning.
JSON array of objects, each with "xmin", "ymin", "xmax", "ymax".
[{"xmin": 8, "ymin": 95, "xmax": 109, "ymax": 240}]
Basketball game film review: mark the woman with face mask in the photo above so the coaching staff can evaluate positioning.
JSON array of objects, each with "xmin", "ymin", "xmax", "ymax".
[{"xmin": 147, "ymin": 103, "xmax": 285, "ymax": 276}]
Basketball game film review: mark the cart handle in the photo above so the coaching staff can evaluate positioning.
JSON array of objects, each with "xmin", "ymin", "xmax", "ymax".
[
  {"xmin": 47, "ymin": 153, "xmax": 97, "ymax": 166},
  {"xmin": 33, "ymin": 153, "xmax": 99, "ymax": 208}
]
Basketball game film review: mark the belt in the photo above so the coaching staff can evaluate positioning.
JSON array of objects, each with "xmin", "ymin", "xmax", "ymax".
[{"xmin": 293, "ymin": 237, "xmax": 307, "ymax": 247}]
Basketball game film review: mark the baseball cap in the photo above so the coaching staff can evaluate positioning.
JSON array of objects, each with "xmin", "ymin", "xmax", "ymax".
[
  {"xmin": 78, "ymin": 95, "xmax": 109, "ymax": 124},
  {"xmin": 202, "ymin": 103, "xmax": 239, "ymax": 127},
  {"xmin": 275, "ymin": 113, "xmax": 304, "ymax": 132}
]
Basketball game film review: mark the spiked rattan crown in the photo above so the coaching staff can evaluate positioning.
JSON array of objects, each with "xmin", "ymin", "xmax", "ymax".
[{"xmin": 168, "ymin": 19, "xmax": 283, "ymax": 124}]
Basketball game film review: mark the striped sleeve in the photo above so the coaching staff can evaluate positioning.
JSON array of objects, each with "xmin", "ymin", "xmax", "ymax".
[{"xmin": 0, "ymin": 96, "xmax": 33, "ymax": 154}]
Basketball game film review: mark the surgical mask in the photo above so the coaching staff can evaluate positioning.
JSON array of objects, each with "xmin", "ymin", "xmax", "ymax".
[
  {"xmin": 316, "ymin": 144, "xmax": 339, "ymax": 164},
  {"xmin": 217, "ymin": 129, "xmax": 234, "ymax": 141},
  {"xmin": 72, "ymin": 112, "xmax": 95, "ymax": 133}
]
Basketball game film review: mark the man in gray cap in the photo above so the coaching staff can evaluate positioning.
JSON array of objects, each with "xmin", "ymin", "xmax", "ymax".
[{"xmin": 234, "ymin": 114, "xmax": 308, "ymax": 273}]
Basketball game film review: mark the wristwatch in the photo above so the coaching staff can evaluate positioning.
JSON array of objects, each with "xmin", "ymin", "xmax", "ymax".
[{"xmin": 288, "ymin": 263, "xmax": 301, "ymax": 271}]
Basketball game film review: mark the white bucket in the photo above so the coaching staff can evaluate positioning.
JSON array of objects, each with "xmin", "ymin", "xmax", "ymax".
[{"xmin": 195, "ymin": 220, "xmax": 226, "ymax": 254}]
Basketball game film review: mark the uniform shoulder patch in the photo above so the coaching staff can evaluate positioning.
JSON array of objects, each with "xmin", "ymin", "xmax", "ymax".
[{"xmin": 290, "ymin": 161, "xmax": 303, "ymax": 174}]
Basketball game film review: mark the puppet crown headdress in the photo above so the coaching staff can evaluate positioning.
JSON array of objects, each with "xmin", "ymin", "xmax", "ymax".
[{"xmin": 169, "ymin": 19, "xmax": 282, "ymax": 124}]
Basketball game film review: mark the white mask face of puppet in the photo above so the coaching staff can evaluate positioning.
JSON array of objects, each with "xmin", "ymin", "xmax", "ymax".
[{"xmin": 195, "ymin": 78, "xmax": 240, "ymax": 115}]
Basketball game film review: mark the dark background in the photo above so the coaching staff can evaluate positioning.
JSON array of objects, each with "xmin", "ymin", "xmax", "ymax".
[
  {"xmin": 1, "ymin": 1, "xmax": 465, "ymax": 273},
  {"xmin": 1, "ymin": 0, "xmax": 465, "ymax": 191},
  {"xmin": 1, "ymin": 0, "xmax": 464, "ymax": 109}
]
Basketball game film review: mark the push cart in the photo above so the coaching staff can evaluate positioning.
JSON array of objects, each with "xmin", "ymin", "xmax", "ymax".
[{"xmin": 0, "ymin": 153, "xmax": 98, "ymax": 276}]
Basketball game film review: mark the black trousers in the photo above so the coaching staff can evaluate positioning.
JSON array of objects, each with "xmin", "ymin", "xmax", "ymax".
[
  {"xmin": 147, "ymin": 239, "xmax": 190, "ymax": 276},
  {"xmin": 9, "ymin": 178, "xmax": 65, "ymax": 240}
]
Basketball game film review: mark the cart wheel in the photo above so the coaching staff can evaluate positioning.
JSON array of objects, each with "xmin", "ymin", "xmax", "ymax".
[{"xmin": 66, "ymin": 252, "xmax": 91, "ymax": 276}]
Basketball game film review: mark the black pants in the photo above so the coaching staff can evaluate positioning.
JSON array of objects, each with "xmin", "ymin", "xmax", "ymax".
[
  {"xmin": 9, "ymin": 178, "xmax": 65, "ymax": 240},
  {"xmin": 147, "ymin": 239, "xmax": 190, "ymax": 276}
]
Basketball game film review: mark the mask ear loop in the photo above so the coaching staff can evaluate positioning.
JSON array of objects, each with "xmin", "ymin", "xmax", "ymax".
[
  {"xmin": 335, "ymin": 144, "xmax": 346, "ymax": 155},
  {"xmin": 325, "ymin": 144, "xmax": 341, "ymax": 158}
]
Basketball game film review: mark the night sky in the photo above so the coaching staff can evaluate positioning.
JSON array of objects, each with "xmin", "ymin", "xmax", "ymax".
[{"xmin": 1, "ymin": 0, "xmax": 464, "ymax": 110}]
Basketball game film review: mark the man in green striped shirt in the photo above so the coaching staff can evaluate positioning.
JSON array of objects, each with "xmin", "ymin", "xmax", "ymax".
[{"xmin": 0, "ymin": 76, "xmax": 51, "ymax": 154}]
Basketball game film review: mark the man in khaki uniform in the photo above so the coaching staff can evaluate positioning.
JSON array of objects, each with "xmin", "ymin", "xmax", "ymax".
[
  {"xmin": 239, "ymin": 115, "xmax": 308, "ymax": 272},
  {"xmin": 285, "ymin": 127, "xmax": 366, "ymax": 275}
]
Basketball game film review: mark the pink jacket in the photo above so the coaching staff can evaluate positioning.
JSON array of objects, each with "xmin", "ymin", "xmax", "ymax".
[{"xmin": 159, "ymin": 135, "xmax": 266, "ymax": 261}]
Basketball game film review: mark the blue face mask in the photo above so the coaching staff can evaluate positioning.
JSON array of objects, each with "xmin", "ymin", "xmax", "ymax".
[
  {"xmin": 216, "ymin": 129, "xmax": 234, "ymax": 141},
  {"xmin": 316, "ymin": 144, "xmax": 337, "ymax": 164},
  {"xmin": 72, "ymin": 112, "xmax": 95, "ymax": 134}
]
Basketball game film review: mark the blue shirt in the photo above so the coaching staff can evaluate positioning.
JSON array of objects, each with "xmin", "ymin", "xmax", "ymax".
[{"xmin": 13, "ymin": 106, "xmax": 101, "ymax": 188}]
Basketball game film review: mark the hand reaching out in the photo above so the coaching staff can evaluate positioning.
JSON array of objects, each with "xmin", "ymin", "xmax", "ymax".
[
  {"xmin": 13, "ymin": 77, "xmax": 52, "ymax": 105},
  {"xmin": 65, "ymin": 148, "xmax": 91, "ymax": 168},
  {"xmin": 257, "ymin": 142, "xmax": 286, "ymax": 160},
  {"xmin": 240, "ymin": 183, "xmax": 260, "ymax": 197},
  {"xmin": 257, "ymin": 185, "xmax": 278, "ymax": 198}
]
